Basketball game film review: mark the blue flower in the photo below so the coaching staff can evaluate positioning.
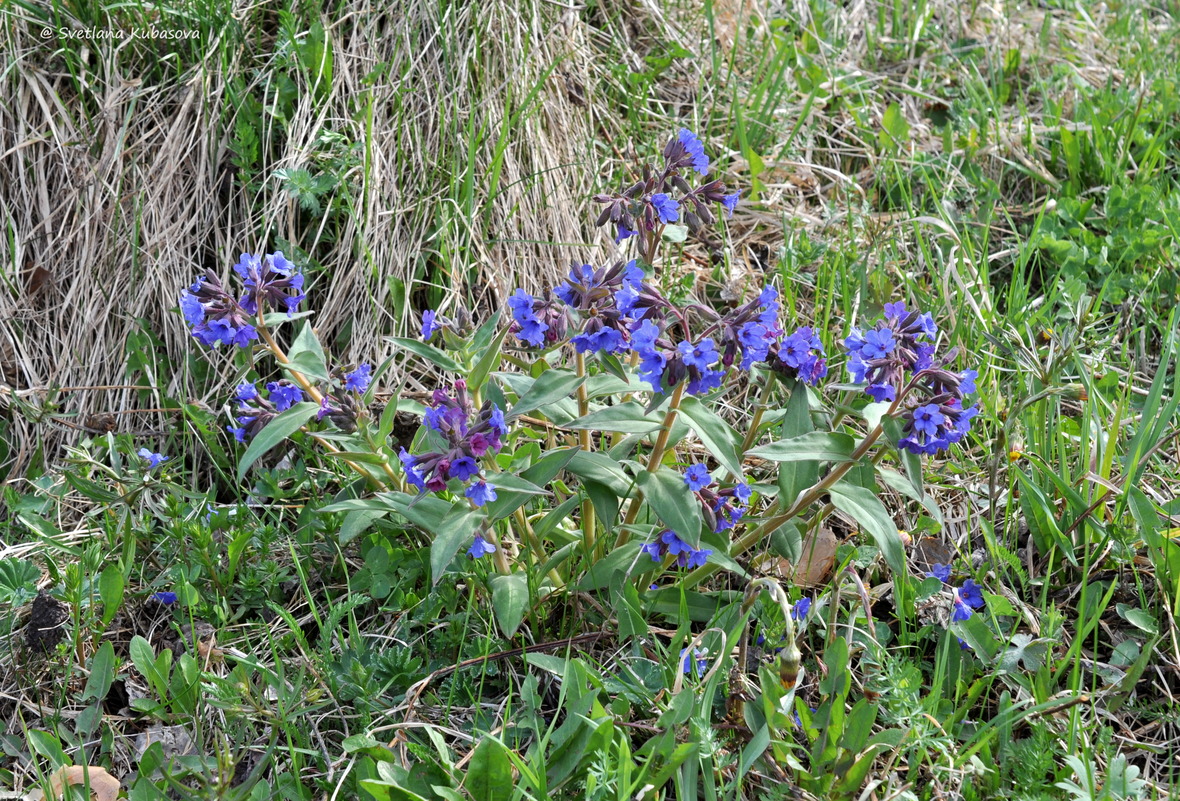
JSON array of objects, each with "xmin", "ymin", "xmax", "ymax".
[
  {"xmin": 467, "ymin": 535, "xmax": 497, "ymax": 559},
  {"xmin": 151, "ymin": 591, "xmax": 178, "ymax": 605},
  {"xmin": 465, "ymin": 480, "xmax": 498, "ymax": 506},
  {"xmin": 722, "ymin": 191, "xmax": 741, "ymax": 218},
  {"xmin": 951, "ymin": 599, "xmax": 974, "ymax": 622},
  {"xmin": 572, "ymin": 327, "xmax": 624, "ymax": 355},
  {"xmin": 678, "ymin": 129, "xmax": 711, "ymax": 175},
  {"xmin": 651, "ymin": 193, "xmax": 679, "ymax": 223},
  {"xmin": 684, "ymin": 463, "xmax": 712, "ymax": 491},
  {"xmin": 960, "ymin": 369, "xmax": 978, "ymax": 396},
  {"xmin": 266, "ymin": 381, "xmax": 304, "ymax": 411},
  {"xmin": 236, "ymin": 382, "xmax": 259, "ymax": 402},
  {"xmin": 640, "ymin": 542, "xmax": 663, "ymax": 562},
  {"xmin": 508, "ymin": 289, "xmax": 549, "ymax": 347},
  {"xmin": 861, "ymin": 329, "xmax": 896, "ymax": 360},
  {"xmin": 925, "ymin": 563, "xmax": 952, "ymax": 584},
  {"xmin": 399, "ymin": 448, "xmax": 427, "ymax": 491},
  {"xmin": 615, "ymin": 223, "xmax": 636, "ymax": 244},
  {"xmin": 137, "ymin": 448, "xmax": 167, "ymax": 468},
  {"xmin": 449, "ymin": 456, "xmax": 480, "ymax": 482},
  {"xmin": 681, "ymin": 548, "xmax": 712, "ymax": 569},
  {"xmin": 792, "ymin": 597, "xmax": 812, "ymax": 621},
  {"xmin": 958, "ymin": 579, "xmax": 984, "ymax": 609},
  {"xmin": 422, "ymin": 310, "xmax": 440, "ymax": 341},
  {"xmin": 344, "ymin": 364, "xmax": 372, "ymax": 393},
  {"xmin": 733, "ymin": 482, "xmax": 752, "ymax": 503},
  {"xmin": 680, "ymin": 646, "xmax": 708, "ymax": 677},
  {"xmin": 911, "ymin": 404, "xmax": 945, "ymax": 436}
]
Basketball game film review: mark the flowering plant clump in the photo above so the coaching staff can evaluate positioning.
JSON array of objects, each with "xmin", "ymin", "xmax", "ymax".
[{"xmin": 178, "ymin": 128, "xmax": 987, "ymax": 667}]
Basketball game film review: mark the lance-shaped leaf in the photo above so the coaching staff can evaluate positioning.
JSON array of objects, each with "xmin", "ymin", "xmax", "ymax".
[
  {"xmin": 236, "ymin": 402, "xmax": 320, "ymax": 482},
  {"xmin": 748, "ymin": 431, "xmax": 855, "ymax": 463}
]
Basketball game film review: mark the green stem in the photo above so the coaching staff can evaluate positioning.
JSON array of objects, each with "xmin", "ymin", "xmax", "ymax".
[
  {"xmin": 575, "ymin": 352, "xmax": 597, "ymax": 552},
  {"xmin": 681, "ymin": 412, "xmax": 894, "ymax": 590},
  {"xmin": 256, "ymin": 318, "xmax": 384, "ymax": 488},
  {"xmin": 739, "ymin": 374, "xmax": 779, "ymax": 457},
  {"xmin": 617, "ymin": 382, "xmax": 686, "ymax": 547}
]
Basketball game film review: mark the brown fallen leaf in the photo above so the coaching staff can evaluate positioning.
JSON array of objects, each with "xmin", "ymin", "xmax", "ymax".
[
  {"xmin": 35, "ymin": 764, "xmax": 121, "ymax": 801},
  {"xmin": 753, "ymin": 527, "xmax": 837, "ymax": 587}
]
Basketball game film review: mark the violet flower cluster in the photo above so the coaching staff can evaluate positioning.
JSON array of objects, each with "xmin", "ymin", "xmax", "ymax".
[
  {"xmin": 640, "ymin": 530, "xmax": 713, "ymax": 570},
  {"xmin": 398, "ymin": 379, "xmax": 506, "ymax": 507},
  {"xmin": 593, "ymin": 129, "xmax": 740, "ymax": 243},
  {"xmin": 227, "ymin": 380, "xmax": 306, "ymax": 443},
  {"xmin": 180, "ymin": 252, "xmax": 305, "ymax": 348},
  {"xmin": 683, "ymin": 464, "xmax": 752, "ymax": 532},
  {"xmin": 844, "ymin": 301, "xmax": 979, "ymax": 455}
]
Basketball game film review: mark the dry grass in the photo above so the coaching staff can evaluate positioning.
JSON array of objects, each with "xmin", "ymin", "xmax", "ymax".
[{"xmin": 0, "ymin": 0, "xmax": 1151, "ymax": 485}]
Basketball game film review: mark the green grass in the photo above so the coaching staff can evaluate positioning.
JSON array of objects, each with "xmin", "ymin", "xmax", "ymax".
[{"xmin": 3, "ymin": 0, "xmax": 1180, "ymax": 799}]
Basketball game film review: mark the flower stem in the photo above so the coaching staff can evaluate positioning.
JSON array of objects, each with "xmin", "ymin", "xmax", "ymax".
[
  {"xmin": 575, "ymin": 351, "xmax": 597, "ymax": 552},
  {"xmin": 681, "ymin": 408, "xmax": 896, "ymax": 590},
  {"xmin": 739, "ymin": 373, "xmax": 779, "ymax": 457},
  {"xmin": 617, "ymin": 381, "xmax": 686, "ymax": 547},
  {"xmin": 255, "ymin": 318, "xmax": 385, "ymax": 488}
]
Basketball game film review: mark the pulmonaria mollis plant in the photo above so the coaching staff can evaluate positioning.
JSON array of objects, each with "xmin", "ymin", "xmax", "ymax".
[{"xmin": 179, "ymin": 128, "xmax": 982, "ymax": 642}]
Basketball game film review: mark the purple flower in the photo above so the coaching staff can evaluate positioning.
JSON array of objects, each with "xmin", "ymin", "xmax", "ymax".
[
  {"xmin": 233, "ymin": 251, "xmax": 306, "ymax": 317},
  {"xmin": 675, "ymin": 129, "xmax": 711, "ymax": 175},
  {"xmin": 651, "ymin": 193, "xmax": 679, "ymax": 224},
  {"xmin": 680, "ymin": 646, "xmax": 708, "ymax": 677},
  {"xmin": 925, "ymin": 563, "xmax": 952, "ymax": 584},
  {"xmin": 615, "ymin": 223, "xmax": 636, "ymax": 243},
  {"xmin": 151, "ymin": 592, "xmax": 178, "ymax": 605},
  {"xmin": 465, "ymin": 480, "xmax": 498, "ymax": 507},
  {"xmin": 422, "ymin": 310, "xmax": 441, "ymax": 341},
  {"xmin": 792, "ymin": 597, "xmax": 812, "ymax": 621},
  {"xmin": 344, "ymin": 364, "xmax": 372, "ymax": 393},
  {"xmin": 722, "ymin": 191, "xmax": 740, "ymax": 217},
  {"xmin": 684, "ymin": 464, "xmax": 712, "ymax": 491},
  {"xmin": 467, "ymin": 535, "xmax": 497, "ymax": 559},
  {"xmin": 861, "ymin": 329, "xmax": 896, "ymax": 360},
  {"xmin": 399, "ymin": 382, "xmax": 509, "ymax": 499},
  {"xmin": 266, "ymin": 381, "xmax": 304, "ymax": 411},
  {"xmin": 958, "ymin": 579, "xmax": 984, "ymax": 609},
  {"xmin": 138, "ymin": 449, "xmax": 167, "ymax": 468},
  {"xmin": 662, "ymin": 129, "xmax": 711, "ymax": 175},
  {"xmin": 179, "ymin": 273, "xmax": 259, "ymax": 348}
]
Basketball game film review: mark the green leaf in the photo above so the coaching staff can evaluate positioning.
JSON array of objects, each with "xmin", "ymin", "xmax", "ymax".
[
  {"xmin": 748, "ymin": 432, "xmax": 855, "ymax": 463},
  {"xmin": 680, "ymin": 397, "xmax": 743, "ymax": 476},
  {"xmin": 482, "ymin": 473, "xmax": 550, "ymax": 522},
  {"xmin": 464, "ymin": 737, "xmax": 514, "ymax": 801},
  {"xmin": 488, "ymin": 573, "xmax": 530, "ymax": 637},
  {"xmin": 662, "ymin": 224, "xmax": 688, "ymax": 243},
  {"xmin": 82, "ymin": 641, "xmax": 115, "ymax": 702},
  {"xmin": 236, "ymin": 402, "xmax": 320, "ymax": 483},
  {"xmin": 1116, "ymin": 603, "xmax": 1158, "ymax": 634},
  {"xmin": 566, "ymin": 402, "xmax": 663, "ymax": 434},
  {"xmin": 828, "ymin": 482, "xmax": 905, "ymax": 575},
  {"xmin": 385, "ymin": 336, "xmax": 464, "ymax": 374},
  {"xmin": 130, "ymin": 635, "xmax": 169, "ymax": 697},
  {"xmin": 287, "ymin": 321, "xmax": 330, "ymax": 382},
  {"xmin": 507, "ymin": 370, "xmax": 586, "ymax": 419},
  {"xmin": 880, "ymin": 102, "xmax": 910, "ymax": 149},
  {"xmin": 996, "ymin": 633, "xmax": 1050, "ymax": 672},
  {"xmin": 468, "ymin": 324, "xmax": 509, "ymax": 392},
  {"xmin": 262, "ymin": 309, "xmax": 315, "ymax": 327},
  {"xmin": 339, "ymin": 509, "xmax": 388, "ymax": 544},
  {"xmin": 98, "ymin": 565, "xmax": 124, "ymax": 626},
  {"xmin": 429, "ymin": 504, "xmax": 485, "ymax": 584},
  {"xmin": 635, "ymin": 467, "xmax": 704, "ymax": 547},
  {"xmin": 566, "ymin": 450, "xmax": 634, "ymax": 497}
]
